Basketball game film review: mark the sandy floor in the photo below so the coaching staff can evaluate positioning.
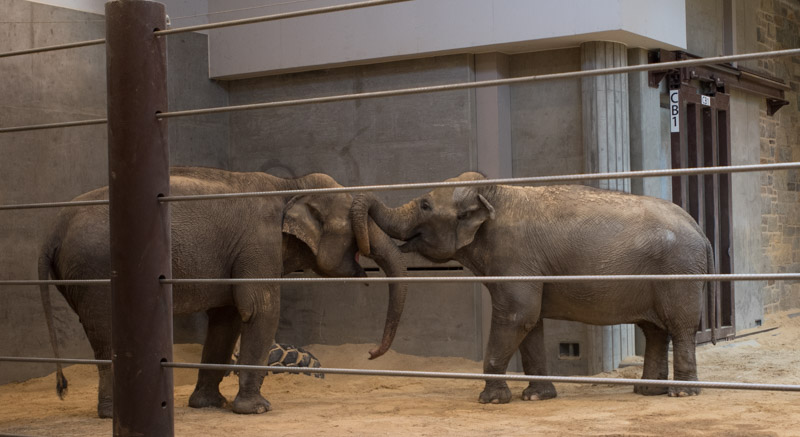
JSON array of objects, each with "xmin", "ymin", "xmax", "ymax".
[{"xmin": 2, "ymin": 311, "xmax": 800, "ymax": 436}]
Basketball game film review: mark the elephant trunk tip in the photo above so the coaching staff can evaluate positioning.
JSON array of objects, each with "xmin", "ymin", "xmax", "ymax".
[{"xmin": 368, "ymin": 346, "xmax": 387, "ymax": 360}]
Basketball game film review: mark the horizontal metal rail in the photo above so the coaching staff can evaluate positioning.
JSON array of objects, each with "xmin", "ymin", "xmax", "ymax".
[
  {"xmin": 0, "ymin": 199, "xmax": 108, "ymax": 211},
  {"xmin": 157, "ymin": 47, "xmax": 800, "ymax": 120},
  {"xmin": 0, "ymin": 279, "xmax": 109, "ymax": 287},
  {"xmin": 3, "ymin": 162, "xmax": 798, "ymax": 211},
  {"xmin": 3, "ymin": 356, "xmax": 797, "ymax": 392},
  {"xmin": 0, "ymin": 356, "xmax": 109, "ymax": 365},
  {"xmin": 4, "ymin": 273, "xmax": 798, "ymax": 289},
  {"xmin": 0, "ymin": 118, "xmax": 107, "ymax": 134},
  {"xmin": 154, "ymin": 0, "xmax": 412, "ymax": 36},
  {"xmin": 0, "ymin": 38, "xmax": 105, "ymax": 59},
  {"xmin": 161, "ymin": 273, "xmax": 800, "ymax": 285},
  {"xmin": 164, "ymin": 362, "xmax": 800, "ymax": 392},
  {"xmin": 160, "ymin": 162, "xmax": 800, "ymax": 202}
]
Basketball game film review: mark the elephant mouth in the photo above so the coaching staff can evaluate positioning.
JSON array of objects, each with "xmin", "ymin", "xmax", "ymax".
[{"xmin": 398, "ymin": 233, "xmax": 421, "ymax": 253}]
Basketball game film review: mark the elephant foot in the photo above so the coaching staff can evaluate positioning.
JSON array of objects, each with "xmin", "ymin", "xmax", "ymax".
[
  {"xmin": 668, "ymin": 385, "xmax": 701, "ymax": 397},
  {"xmin": 189, "ymin": 387, "xmax": 229, "ymax": 409},
  {"xmin": 478, "ymin": 383, "xmax": 512, "ymax": 405},
  {"xmin": 522, "ymin": 382, "xmax": 557, "ymax": 401},
  {"xmin": 232, "ymin": 392, "xmax": 272, "ymax": 414},
  {"xmin": 633, "ymin": 384, "xmax": 668, "ymax": 396},
  {"xmin": 97, "ymin": 398, "xmax": 113, "ymax": 419}
]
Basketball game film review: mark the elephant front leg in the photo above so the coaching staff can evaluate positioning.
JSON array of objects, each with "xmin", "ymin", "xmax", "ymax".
[
  {"xmin": 479, "ymin": 283, "xmax": 541, "ymax": 405},
  {"xmin": 518, "ymin": 320, "xmax": 557, "ymax": 401},
  {"xmin": 189, "ymin": 306, "xmax": 241, "ymax": 409},
  {"xmin": 232, "ymin": 284, "xmax": 280, "ymax": 414}
]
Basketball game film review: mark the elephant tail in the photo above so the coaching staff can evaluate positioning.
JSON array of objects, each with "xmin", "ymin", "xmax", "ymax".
[
  {"xmin": 38, "ymin": 235, "xmax": 68, "ymax": 400},
  {"xmin": 706, "ymin": 240, "xmax": 718, "ymax": 346}
]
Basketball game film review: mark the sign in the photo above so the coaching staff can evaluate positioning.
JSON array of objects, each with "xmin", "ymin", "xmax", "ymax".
[
  {"xmin": 701, "ymin": 95, "xmax": 711, "ymax": 106},
  {"xmin": 670, "ymin": 90, "xmax": 680, "ymax": 133}
]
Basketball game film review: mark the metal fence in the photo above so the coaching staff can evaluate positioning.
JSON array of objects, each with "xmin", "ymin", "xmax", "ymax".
[{"xmin": 1, "ymin": 0, "xmax": 799, "ymax": 435}]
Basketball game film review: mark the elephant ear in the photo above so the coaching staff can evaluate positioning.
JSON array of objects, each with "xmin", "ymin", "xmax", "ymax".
[
  {"xmin": 453, "ymin": 188, "xmax": 495, "ymax": 251},
  {"xmin": 283, "ymin": 195, "xmax": 323, "ymax": 256}
]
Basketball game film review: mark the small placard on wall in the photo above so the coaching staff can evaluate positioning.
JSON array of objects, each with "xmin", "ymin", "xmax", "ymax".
[{"xmin": 670, "ymin": 90, "xmax": 680, "ymax": 133}]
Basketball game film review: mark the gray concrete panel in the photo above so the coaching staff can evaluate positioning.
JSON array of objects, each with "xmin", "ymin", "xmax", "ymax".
[
  {"xmin": 628, "ymin": 48, "xmax": 671, "ymax": 200},
  {"xmin": 226, "ymin": 54, "xmax": 477, "ymax": 208},
  {"xmin": 0, "ymin": 0, "xmax": 107, "ymax": 385},
  {"xmin": 167, "ymin": 32, "xmax": 230, "ymax": 169},
  {"xmin": 730, "ymin": 90, "xmax": 766, "ymax": 330},
  {"xmin": 0, "ymin": 3, "xmax": 230, "ymax": 383},
  {"xmin": 509, "ymin": 48, "xmax": 584, "ymax": 179},
  {"xmin": 278, "ymin": 270, "xmax": 483, "ymax": 360}
]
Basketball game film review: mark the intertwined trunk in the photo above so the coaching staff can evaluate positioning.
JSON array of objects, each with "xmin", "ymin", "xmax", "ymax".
[
  {"xmin": 349, "ymin": 193, "xmax": 420, "ymax": 358},
  {"xmin": 350, "ymin": 192, "xmax": 418, "ymax": 256},
  {"xmin": 279, "ymin": 177, "xmax": 409, "ymax": 359}
]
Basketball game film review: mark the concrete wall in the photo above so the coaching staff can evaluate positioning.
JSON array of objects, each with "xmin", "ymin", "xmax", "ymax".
[
  {"xmin": 0, "ymin": 0, "xmax": 106, "ymax": 385},
  {"xmin": 730, "ymin": 90, "xmax": 767, "ymax": 330},
  {"xmin": 0, "ymin": 1, "xmax": 228, "ymax": 383},
  {"xmin": 224, "ymin": 53, "xmax": 485, "ymax": 359}
]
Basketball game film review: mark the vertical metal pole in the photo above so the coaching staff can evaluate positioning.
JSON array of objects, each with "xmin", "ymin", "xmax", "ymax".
[{"xmin": 105, "ymin": 1, "xmax": 173, "ymax": 436}]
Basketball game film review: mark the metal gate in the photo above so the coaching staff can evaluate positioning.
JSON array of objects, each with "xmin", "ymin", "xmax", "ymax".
[{"xmin": 668, "ymin": 79, "xmax": 736, "ymax": 343}]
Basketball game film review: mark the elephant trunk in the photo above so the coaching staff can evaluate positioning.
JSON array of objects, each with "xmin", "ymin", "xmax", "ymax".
[
  {"xmin": 350, "ymin": 192, "xmax": 417, "ymax": 257},
  {"xmin": 362, "ymin": 219, "xmax": 408, "ymax": 360}
]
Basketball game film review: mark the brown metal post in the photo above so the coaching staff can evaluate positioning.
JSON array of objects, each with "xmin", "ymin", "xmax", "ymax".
[{"xmin": 105, "ymin": 1, "xmax": 173, "ymax": 436}]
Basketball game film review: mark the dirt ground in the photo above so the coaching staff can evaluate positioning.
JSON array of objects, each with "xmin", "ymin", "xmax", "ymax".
[{"xmin": 2, "ymin": 311, "xmax": 800, "ymax": 436}]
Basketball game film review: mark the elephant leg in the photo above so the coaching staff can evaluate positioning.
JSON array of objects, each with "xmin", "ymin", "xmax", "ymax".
[
  {"xmin": 668, "ymin": 329, "xmax": 700, "ymax": 397},
  {"xmin": 232, "ymin": 283, "xmax": 280, "ymax": 415},
  {"xmin": 189, "ymin": 306, "xmax": 241, "ymax": 409},
  {"xmin": 634, "ymin": 322, "xmax": 669, "ymax": 396},
  {"xmin": 479, "ymin": 283, "xmax": 541, "ymax": 405},
  {"xmin": 71, "ymin": 290, "xmax": 114, "ymax": 418},
  {"xmin": 519, "ymin": 319, "xmax": 557, "ymax": 401}
]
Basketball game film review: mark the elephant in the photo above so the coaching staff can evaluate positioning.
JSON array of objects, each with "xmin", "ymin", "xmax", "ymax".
[
  {"xmin": 38, "ymin": 166, "xmax": 406, "ymax": 418},
  {"xmin": 351, "ymin": 171, "xmax": 717, "ymax": 404}
]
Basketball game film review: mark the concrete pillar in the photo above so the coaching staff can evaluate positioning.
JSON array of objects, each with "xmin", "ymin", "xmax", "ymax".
[
  {"xmin": 475, "ymin": 53, "xmax": 512, "ymax": 180},
  {"xmin": 581, "ymin": 41, "xmax": 636, "ymax": 373},
  {"xmin": 474, "ymin": 53, "xmax": 515, "ymax": 368},
  {"xmin": 581, "ymin": 41, "xmax": 631, "ymax": 192},
  {"xmin": 628, "ymin": 48, "xmax": 671, "ymax": 201}
]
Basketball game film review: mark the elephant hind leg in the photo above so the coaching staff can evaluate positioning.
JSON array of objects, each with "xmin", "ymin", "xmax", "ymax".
[
  {"xmin": 518, "ymin": 319, "xmax": 556, "ymax": 401},
  {"xmin": 668, "ymin": 329, "xmax": 701, "ymax": 397},
  {"xmin": 634, "ymin": 322, "xmax": 669, "ymax": 396},
  {"xmin": 71, "ymin": 289, "xmax": 114, "ymax": 418},
  {"xmin": 189, "ymin": 306, "xmax": 241, "ymax": 409}
]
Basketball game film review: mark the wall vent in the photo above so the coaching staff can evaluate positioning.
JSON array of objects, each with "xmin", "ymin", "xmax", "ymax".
[{"xmin": 559, "ymin": 342, "xmax": 581, "ymax": 359}]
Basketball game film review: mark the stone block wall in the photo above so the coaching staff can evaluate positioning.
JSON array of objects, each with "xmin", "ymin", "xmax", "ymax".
[{"xmin": 756, "ymin": 0, "xmax": 800, "ymax": 313}]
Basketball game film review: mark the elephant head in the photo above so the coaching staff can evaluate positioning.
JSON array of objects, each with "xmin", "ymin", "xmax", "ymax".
[
  {"xmin": 283, "ymin": 192, "xmax": 407, "ymax": 360},
  {"xmin": 350, "ymin": 172, "xmax": 495, "ymax": 263}
]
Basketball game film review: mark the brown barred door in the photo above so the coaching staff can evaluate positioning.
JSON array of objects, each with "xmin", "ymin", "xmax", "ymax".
[{"xmin": 669, "ymin": 81, "xmax": 736, "ymax": 343}]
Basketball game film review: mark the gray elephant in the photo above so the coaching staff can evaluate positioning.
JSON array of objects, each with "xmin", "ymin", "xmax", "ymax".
[
  {"xmin": 39, "ymin": 166, "xmax": 406, "ymax": 418},
  {"xmin": 351, "ymin": 171, "xmax": 716, "ymax": 404}
]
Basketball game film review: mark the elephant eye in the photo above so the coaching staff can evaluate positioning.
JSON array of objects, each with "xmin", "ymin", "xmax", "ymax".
[
  {"xmin": 420, "ymin": 200, "xmax": 431, "ymax": 211},
  {"xmin": 457, "ymin": 211, "xmax": 469, "ymax": 220}
]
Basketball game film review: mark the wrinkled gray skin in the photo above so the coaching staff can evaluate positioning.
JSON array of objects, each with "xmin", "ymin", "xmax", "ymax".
[
  {"xmin": 351, "ymin": 171, "xmax": 716, "ymax": 404},
  {"xmin": 39, "ymin": 167, "xmax": 406, "ymax": 418}
]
